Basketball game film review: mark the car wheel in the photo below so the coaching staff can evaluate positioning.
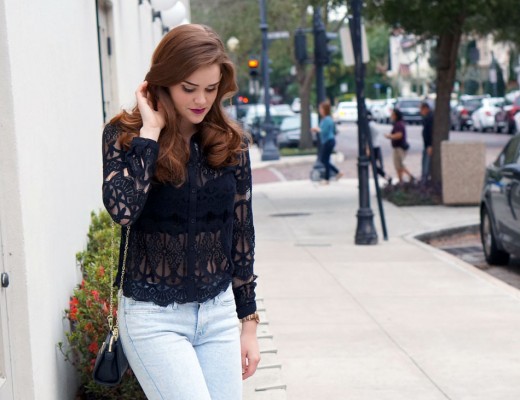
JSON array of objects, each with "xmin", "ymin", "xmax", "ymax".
[{"xmin": 480, "ymin": 207, "xmax": 510, "ymax": 265}]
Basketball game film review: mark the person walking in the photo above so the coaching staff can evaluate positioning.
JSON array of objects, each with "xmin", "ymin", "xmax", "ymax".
[
  {"xmin": 311, "ymin": 100, "xmax": 344, "ymax": 184},
  {"xmin": 420, "ymin": 102, "xmax": 433, "ymax": 183},
  {"xmin": 102, "ymin": 24, "xmax": 260, "ymax": 400},
  {"xmin": 367, "ymin": 111, "xmax": 392, "ymax": 185},
  {"xmin": 385, "ymin": 109, "xmax": 414, "ymax": 183}
]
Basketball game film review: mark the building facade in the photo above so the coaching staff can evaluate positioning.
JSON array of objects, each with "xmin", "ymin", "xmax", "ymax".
[{"xmin": 0, "ymin": 0, "xmax": 189, "ymax": 398}]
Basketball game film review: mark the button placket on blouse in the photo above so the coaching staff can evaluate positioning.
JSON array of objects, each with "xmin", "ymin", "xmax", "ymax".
[{"xmin": 186, "ymin": 141, "xmax": 199, "ymax": 286}]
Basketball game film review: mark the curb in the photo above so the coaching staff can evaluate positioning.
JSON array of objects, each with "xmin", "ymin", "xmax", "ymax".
[
  {"xmin": 405, "ymin": 227, "xmax": 520, "ymax": 302},
  {"xmin": 414, "ymin": 223, "xmax": 479, "ymax": 243}
]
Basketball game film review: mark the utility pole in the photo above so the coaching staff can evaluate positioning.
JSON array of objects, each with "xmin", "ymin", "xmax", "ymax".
[
  {"xmin": 259, "ymin": 0, "xmax": 279, "ymax": 161},
  {"xmin": 351, "ymin": 0, "xmax": 378, "ymax": 245}
]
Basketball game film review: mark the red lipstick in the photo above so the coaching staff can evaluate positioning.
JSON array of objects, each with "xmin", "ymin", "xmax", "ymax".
[{"xmin": 190, "ymin": 108, "xmax": 206, "ymax": 115}]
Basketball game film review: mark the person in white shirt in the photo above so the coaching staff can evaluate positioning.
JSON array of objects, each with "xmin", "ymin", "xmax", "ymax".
[{"xmin": 367, "ymin": 111, "xmax": 392, "ymax": 185}]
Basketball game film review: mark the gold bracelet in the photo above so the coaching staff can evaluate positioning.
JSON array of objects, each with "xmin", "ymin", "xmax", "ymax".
[{"xmin": 241, "ymin": 312, "xmax": 260, "ymax": 324}]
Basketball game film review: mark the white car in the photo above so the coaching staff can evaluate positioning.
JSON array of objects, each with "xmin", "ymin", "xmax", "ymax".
[
  {"xmin": 371, "ymin": 98, "xmax": 396, "ymax": 124},
  {"xmin": 334, "ymin": 101, "xmax": 358, "ymax": 124},
  {"xmin": 471, "ymin": 97, "xmax": 505, "ymax": 132},
  {"xmin": 291, "ymin": 97, "xmax": 301, "ymax": 113}
]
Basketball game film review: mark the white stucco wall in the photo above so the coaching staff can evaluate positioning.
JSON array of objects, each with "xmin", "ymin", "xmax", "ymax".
[
  {"xmin": 2, "ymin": 0, "xmax": 103, "ymax": 398},
  {"xmin": 1, "ymin": 0, "xmax": 189, "ymax": 398}
]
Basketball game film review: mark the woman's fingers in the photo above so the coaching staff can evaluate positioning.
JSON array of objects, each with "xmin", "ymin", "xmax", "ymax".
[
  {"xmin": 135, "ymin": 81, "xmax": 166, "ymax": 131},
  {"xmin": 241, "ymin": 351, "xmax": 260, "ymax": 380}
]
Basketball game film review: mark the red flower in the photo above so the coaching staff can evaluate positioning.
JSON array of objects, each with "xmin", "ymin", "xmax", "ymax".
[
  {"xmin": 84, "ymin": 323, "xmax": 94, "ymax": 333},
  {"xmin": 88, "ymin": 341, "xmax": 99, "ymax": 354},
  {"xmin": 91, "ymin": 290, "xmax": 100, "ymax": 302},
  {"xmin": 69, "ymin": 297, "xmax": 79, "ymax": 308},
  {"xmin": 69, "ymin": 307, "xmax": 78, "ymax": 321},
  {"xmin": 97, "ymin": 266, "xmax": 105, "ymax": 278}
]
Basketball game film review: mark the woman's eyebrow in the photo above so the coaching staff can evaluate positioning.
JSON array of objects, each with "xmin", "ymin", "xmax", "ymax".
[{"xmin": 183, "ymin": 80, "xmax": 220, "ymax": 87}]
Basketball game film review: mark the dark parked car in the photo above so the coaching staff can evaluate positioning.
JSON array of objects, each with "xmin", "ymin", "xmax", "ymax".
[
  {"xmin": 480, "ymin": 135, "xmax": 520, "ymax": 264},
  {"xmin": 495, "ymin": 95, "xmax": 520, "ymax": 134},
  {"xmin": 394, "ymin": 97, "xmax": 422, "ymax": 124},
  {"xmin": 451, "ymin": 94, "xmax": 490, "ymax": 131}
]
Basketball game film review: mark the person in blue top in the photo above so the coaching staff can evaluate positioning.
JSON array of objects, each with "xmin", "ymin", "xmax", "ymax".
[{"xmin": 311, "ymin": 100, "xmax": 344, "ymax": 184}]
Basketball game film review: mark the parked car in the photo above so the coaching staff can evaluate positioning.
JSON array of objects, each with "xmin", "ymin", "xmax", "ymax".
[
  {"xmin": 371, "ymin": 98, "xmax": 396, "ymax": 124},
  {"xmin": 277, "ymin": 113, "xmax": 319, "ymax": 148},
  {"xmin": 496, "ymin": 95, "xmax": 520, "ymax": 134},
  {"xmin": 451, "ymin": 95, "xmax": 490, "ymax": 131},
  {"xmin": 291, "ymin": 97, "xmax": 301, "ymax": 113},
  {"xmin": 514, "ymin": 111, "xmax": 520, "ymax": 134},
  {"xmin": 334, "ymin": 101, "xmax": 358, "ymax": 124},
  {"xmin": 480, "ymin": 135, "xmax": 520, "ymax": 265},
  {"xmin": 244, "ymin": 104, "xmax": 295, "ymax": 144},
  {"xmin": 471, "ymin": 97, "xmax": 505, "ymax": 132},
  {"xmin": 394, "ymin": 97, "xmax": 422, "ymax": 124},
  {"xmin": 366, "ymin": 99, "xmax": 385, "ymax": 113}
]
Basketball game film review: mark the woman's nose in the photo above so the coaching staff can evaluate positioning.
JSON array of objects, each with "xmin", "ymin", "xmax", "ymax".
[{"xmin": 194, "ymin": 92, "xmax": 206, "ymax": 106}]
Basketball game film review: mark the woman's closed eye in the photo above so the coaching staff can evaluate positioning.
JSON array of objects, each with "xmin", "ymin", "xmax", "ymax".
[{"xmin": 182, "ymin": 86, "xmax": 218, "ymax": 93}]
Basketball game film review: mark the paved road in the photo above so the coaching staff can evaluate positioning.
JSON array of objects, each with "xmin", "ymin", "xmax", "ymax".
[{"xmin": 252, "ymin": 123, "xmax": 513, "ymax": 184}]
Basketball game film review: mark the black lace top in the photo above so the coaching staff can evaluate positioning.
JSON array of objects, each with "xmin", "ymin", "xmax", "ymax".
[{"xmin": 102, "ymin": 124, "xmax": 256, "ymax": 319}]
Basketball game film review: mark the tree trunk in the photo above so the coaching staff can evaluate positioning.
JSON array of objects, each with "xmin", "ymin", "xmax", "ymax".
[
  {"xmin": 299, "ymin": 65, "xmax": 316, "ymax": 150},
  {"xmin": 431, "ymin": 30, "xmax": 462, "ymax": 184}
]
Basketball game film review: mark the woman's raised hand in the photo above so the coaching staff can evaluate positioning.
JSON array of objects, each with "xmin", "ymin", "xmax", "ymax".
[{"xmin": 136, "ymin": 81, "xmax": 166, "ymax": 141}]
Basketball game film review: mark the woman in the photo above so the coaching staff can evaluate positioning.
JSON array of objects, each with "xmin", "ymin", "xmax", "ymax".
[
  {"xmin": 102, "ymin": 24, "xmax": 259, "ymax": 400},
  {"xmin": 312, "ymin": 100, "xmax": 344, "ymax": 184},
  {"xmin": 367, "ymin": 111, "xmax": 392, "ymax": 185},
  {"xmin": 385, "ymin": 109, "xmax": 414, "ymax": 183}
]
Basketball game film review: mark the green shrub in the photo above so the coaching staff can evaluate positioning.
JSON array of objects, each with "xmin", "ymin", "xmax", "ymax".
[
  {"xmin": 59, "ymin": 210, "xmax": 146, "ymax": 400},
  {"xmin": 382, "ymin": 181, "xmax": 443, "ymax": 206}
]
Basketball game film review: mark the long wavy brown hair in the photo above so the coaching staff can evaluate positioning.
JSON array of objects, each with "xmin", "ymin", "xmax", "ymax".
[{"xmin": 110, "ymin": 24, "xmax": 245, "ymax": 185}]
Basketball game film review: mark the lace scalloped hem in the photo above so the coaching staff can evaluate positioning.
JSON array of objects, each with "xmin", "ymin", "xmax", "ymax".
[{"xmin": 122, "ymin": 277, "xmax": 233, "ymax": 306}]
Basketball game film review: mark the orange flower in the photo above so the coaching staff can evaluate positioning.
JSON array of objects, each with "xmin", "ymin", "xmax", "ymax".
[
  {"xmin": 97, "ymin": 266, "xmax": 105, "ymax": 278},
  {"xmin": 88, "ymin": 341, "xmax": 99, "ymax": 355}
]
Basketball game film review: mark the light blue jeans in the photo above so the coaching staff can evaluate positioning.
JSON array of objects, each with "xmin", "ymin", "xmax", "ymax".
[{"xmin": 118, "ymin": 284, "xmax": 242, "ymax": 400}]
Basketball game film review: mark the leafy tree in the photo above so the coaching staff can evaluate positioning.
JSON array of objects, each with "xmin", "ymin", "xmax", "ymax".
[
  {"xmin": 364, "ymin": 0, "xmax": 520, "ymax": 184},
  {"xmin": 191, "ymin": 0, "xmax": 347, "ymax": 150}
]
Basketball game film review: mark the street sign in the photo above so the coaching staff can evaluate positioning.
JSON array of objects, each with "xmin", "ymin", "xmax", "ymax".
[
  {"xmin": 267, "ymin": 31, "xmax": 289, "ymax": 40},
  {"xmin": 339, "ymin": 25, "xmax": 369, "ymax": 66}
]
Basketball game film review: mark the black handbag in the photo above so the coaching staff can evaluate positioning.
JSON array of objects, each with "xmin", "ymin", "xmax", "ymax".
[
  {"xmin": 93, "ymin": 331, "xmax": 129, "ymax": 386},
  {"xmin": 92, "ymin": 226, "xmax": 131, "ymax": 387}
]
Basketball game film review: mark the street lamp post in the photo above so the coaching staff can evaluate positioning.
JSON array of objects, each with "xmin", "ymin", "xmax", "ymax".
[
  {"xmin": 226, "ymin": 36, "xmax": 240, "ymax": 121},
  {"xmin": 259, "ymin": 0, "xmax": 280, "ymax": 161},
  {"xmin": 489, "ymin": 52, "xmax": 498, "ymax": 97},
  {"xmin": 351, "ymin": 0, "xmax": 378, "ymax": 245}
]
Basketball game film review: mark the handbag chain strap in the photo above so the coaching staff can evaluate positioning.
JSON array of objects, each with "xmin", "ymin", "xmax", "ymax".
[{"xmin": 108, "ymin": 223, "xmax": 131, "ymax": 340}]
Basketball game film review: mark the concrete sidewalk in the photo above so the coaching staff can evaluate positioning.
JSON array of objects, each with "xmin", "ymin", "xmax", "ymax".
[{"xmin": 244, "ymin": 178, "xmax": 520, "ymax": 400}]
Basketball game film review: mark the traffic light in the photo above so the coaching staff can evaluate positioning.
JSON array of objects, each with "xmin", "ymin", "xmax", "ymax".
[
  {"xmin": 314, "ymin": 29, "xmax": 338, "ymax": 65},
  {"xmin": 248, "ymin": 58, "xmax": 259, "ymax": 78},
  {"xmin": 294, "ymin": 28, "xmax": 308, "ymax": 65}
]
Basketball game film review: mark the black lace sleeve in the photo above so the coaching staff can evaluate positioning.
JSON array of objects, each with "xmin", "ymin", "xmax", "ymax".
[
  {"xmin": 231, "ymin": 148, "xmax": 257, "ymax": 319},
  {"xmin": 102, "ymin": 124, "xmax": 159, "ymax": 226}
]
